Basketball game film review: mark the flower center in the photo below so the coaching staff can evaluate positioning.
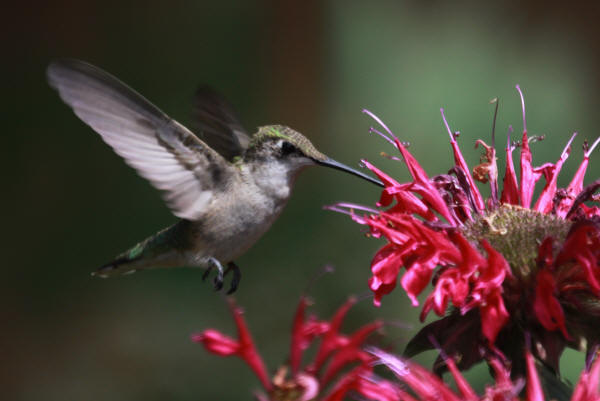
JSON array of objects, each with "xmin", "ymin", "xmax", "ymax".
[
  {"xmin": 270, "ymin": 368, "xmax": 319, "ymax": 401},
  {"xmin": 461, "ymin": 205, "xmax": 572, "ymax": 280}
]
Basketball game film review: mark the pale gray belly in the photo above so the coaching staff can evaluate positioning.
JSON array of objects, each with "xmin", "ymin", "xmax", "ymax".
[{"xmin": 187, "ymin": 191, "xmax": 288, "ymax": 265}]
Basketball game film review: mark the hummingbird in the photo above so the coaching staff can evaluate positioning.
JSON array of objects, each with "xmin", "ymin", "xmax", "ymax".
[{"xmin": 47, "ymin": 59, "xmax": 383, "ymax": 294}]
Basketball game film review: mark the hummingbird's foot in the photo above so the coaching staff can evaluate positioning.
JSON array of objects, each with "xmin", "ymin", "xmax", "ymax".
[
  {"xmin": 225, "ymin": 262, "xmax": 241, "ymax": 295},
  {"xmin": 204, "ymin": 257, "xmax": 225, "ymax": 291}
]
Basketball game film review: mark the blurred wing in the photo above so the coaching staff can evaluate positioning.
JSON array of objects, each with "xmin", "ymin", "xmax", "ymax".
[
  {"xmin": 47, "ymin": 59, "xmax": 232, "ymax": 220},
  {"xmin": 191, "ymin": 86, "xmax": 250, "ymax": 161}
]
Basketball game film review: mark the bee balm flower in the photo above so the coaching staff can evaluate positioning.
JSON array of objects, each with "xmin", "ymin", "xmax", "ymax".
[
  {"xmin": 369, "ymin": 347, "xmax": 600, "ymax": 401},
  {"xmin": 329, "ymin": 87, "xmax": 600, "ymax": 376},
  {"xmin": 192, "ymin": 296, "xmax": 398, "ymax": 401}
]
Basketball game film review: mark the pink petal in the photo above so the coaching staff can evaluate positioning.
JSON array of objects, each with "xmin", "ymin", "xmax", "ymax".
[
  {"xmin": 231, "ymin": 303, "xmax": 272, "ymax": 390},
  {"xmin": 557, "ymin": 136, "xmax": 600, "ymax": 218},
  {"xmin": 533, "ymin": 132, "xmax": 576, "ymax": 213},
  {"xmin": 384, "ymin": 352, "xmax": 463, "ymax": 401},
  {"xmin": 402, "ymin": 262, "xmax": 436, "ymax": 308},
  {"xmin": 533, "ymin": 269, "xmax": 570, "ymax": 339},
  {"xmin": 556, "ymin": 224, "xmax": 600, "ymax": 294},
  {"xmin": 296, "ymin": 373, "xmax": 320, "ymax": 401},
  {"xmin": 311, "ymin": 297, "xmax": 356, "ymax": 373},
  {"xmin": 320, "ymin": 321, "xmax": 382, "ymax": 386},
  {"xmin": 445, "ymin": 356, "xmax": 478, "ymax": 401},
  {"xmin": 520, "ymin": 131, "xmax": 536, "ymax": 208},
  {"xmin": 369, "ymin": 244, "xmax": 403, "ymax": 303},
  {"xmin": 501, "ymin": 126, "xmax": 520, "ymax": 205},
  {"xmin": 192, "ymin": 329, "xmax": 240, "ymax": 356},
  {"xmin": 193, "ymin": 301, "xmax": 272, "ymax": 391},
  {"xmin": 290, "ymin": 296, "xmax": 329, "ymax": 375},
  {"xmin": 290, "ymin": 297, "xmax": 309, "ymax": 374},
  {"xmin": 479, "ymin": 288, "xmax": 509, "ymax": 345},
  {"xmin": 441, "ymin": 108, "xmax": 485, "ymax": 212},
  {"xmin": 322, "ymin": 367, "xmax": 401, "ymax": 401},
  {"xmin": 392, "ymin": 137, "xmax": 457, "ymax": 225},
  {"xmin": 525, "ymin": 351, "xmax": 545, "ymax": 401}
]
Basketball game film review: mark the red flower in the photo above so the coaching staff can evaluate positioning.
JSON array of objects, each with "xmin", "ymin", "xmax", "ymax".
[
  {"xmin": 192, "ymin": 298, "xmax": 272, "ymax": 391},
  {"xmin": 329, "ymin": 86, "xmax": 600, "ymax": 378},
  {"xmin": 323, "ymin": 367, "xmax": 400, "ymax": 401},
  {"xmin": 192, "ymin": 296, "xmax": 398, "ymax": 401},
  {"xmin": 371, "ymin": 347, "xmax": 600, "ymax": 401}
]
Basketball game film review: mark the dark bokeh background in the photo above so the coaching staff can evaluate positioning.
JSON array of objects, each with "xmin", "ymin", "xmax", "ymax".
[{"xmin": 4, "ymin": 1, "xmax": 600, "ymax": 400}]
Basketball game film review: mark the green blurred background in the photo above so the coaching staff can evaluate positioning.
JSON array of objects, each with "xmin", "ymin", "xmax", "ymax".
[{"xmin": 4, "ymin": 0, "xmax": 600, "ymax": 399}]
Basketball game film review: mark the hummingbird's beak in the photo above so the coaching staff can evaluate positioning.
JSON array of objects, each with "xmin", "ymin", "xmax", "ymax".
[{"xmin": 315, "ymin": 157, "xmax": 384, "ymax": 187}]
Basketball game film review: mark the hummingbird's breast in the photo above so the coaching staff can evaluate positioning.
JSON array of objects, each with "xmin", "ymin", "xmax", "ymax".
[{"xmin": 188, "ymin": 163, "xmax": 295, "ymax": 264}]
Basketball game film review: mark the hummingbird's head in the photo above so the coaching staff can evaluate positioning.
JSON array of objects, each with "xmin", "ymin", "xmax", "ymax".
[
  {"xmin": 246, "ymin": 125, "xmax": 326, "ymax": 165},
  {"xmin": 245, "ymin": 125, "xmax": 383, "ymax": 187}
]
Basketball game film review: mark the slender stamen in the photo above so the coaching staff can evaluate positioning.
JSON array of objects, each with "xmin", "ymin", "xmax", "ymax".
[
  {"xmin": 326, "ymin": 202, "xmax": 379, "ymax": 214},
  {"xmin": 363, "ymin": 109, "xmax": 398, "ymax": 140},
  {"xmin": 380, "ymin": 152, "xmax": 403, "ymax": 162},
  {"xmin": 561, "ymin": 132, "xmax": 578, "ymax": 159},
  {"xmin": 369, "ymin": 127, "xmax": 395, "ymax": 146},
  {"xmin": 323, "ymin": 203, "xmax": 377, "ymax": 225},
  {"xmin": 506, "ymin": 125, "xmax": 514, "ymax": 148},
  {"xmin": 488, "ymin": 98, "xmax": 500, "ymax": 206},
  {"xmin": 322, "ymin": 205, "xmax": 354, "ymax": 216},
  {"xmin": 515, "ymin": 84, "xmax": 527, "ymax": 133},
  {"xmin": 365, "ymin": 347, "xmax": 409, "ymax": 374},
  {"xmin": 585, "ymin": 136, "xmax": 600, "ymax": 158},
  {"xmin": 528, "ymin": 135, "xmax": 545, "ymax": 144},
  {"xmin": 490, "ymin": 97, "xmax": 499, "ymax": 149},
  {"xmin": 303, "ymin": 265, "xmax": 335, "ymax": 295},
  {"xmin": 440, "ymin": 108, "xmax": 455, "ymax": 141}
]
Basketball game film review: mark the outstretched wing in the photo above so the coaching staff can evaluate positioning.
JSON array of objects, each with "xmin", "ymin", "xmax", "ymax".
[
  {"xmin": 191, "ymin": 86, "xmax": 250, "ymax": 161},
  {"xmin": 47, "ymin": 59, "xmax": 232, "ymax": 220}
]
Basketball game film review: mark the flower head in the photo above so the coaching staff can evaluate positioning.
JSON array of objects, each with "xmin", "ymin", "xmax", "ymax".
[
  {"xmin": 370, "ymin": 347, "xmax": 600, "ymax": 401},
  {"xmin": 330, "ymin": 86, "xmax": 600, "ymax": 377},
  {"xmin": 192, "ymin": 296, "xmax": 398, "ymax": 401}
]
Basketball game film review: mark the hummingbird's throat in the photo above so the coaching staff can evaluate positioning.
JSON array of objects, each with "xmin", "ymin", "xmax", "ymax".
[{"xmin": 461, "ymin": 204, "xmax": 572, "ymax": 280}]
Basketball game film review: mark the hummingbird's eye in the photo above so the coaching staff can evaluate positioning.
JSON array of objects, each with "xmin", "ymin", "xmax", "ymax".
[{"xmin": 280, "ymin": 141, "xmax": 297, "ymax": 156}]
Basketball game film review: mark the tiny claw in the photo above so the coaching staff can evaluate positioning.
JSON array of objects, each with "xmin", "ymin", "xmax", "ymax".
[
  {"xmin": 225, "ymin": 262, "xmax": 242, "ymax": 295},
  {"xmin": 202, "ymin": 258, "xmax": 240, "ymax": 293},
  {"xmin": 206, "ymin": 257, "xmax": 225, "ymax": 291},
  {"xmin": 213, "ymin": 274, "xmax": 224, "ymax": 291}
]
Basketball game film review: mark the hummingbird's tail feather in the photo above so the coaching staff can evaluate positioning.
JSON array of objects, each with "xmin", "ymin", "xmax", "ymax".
[
  {"xmin": 93, "ymin": 256, "xmax": 141, "ymax": 277},
  {"xmin": 92, "ymin": 221, "xmax": 192, "ymax": 278}
]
